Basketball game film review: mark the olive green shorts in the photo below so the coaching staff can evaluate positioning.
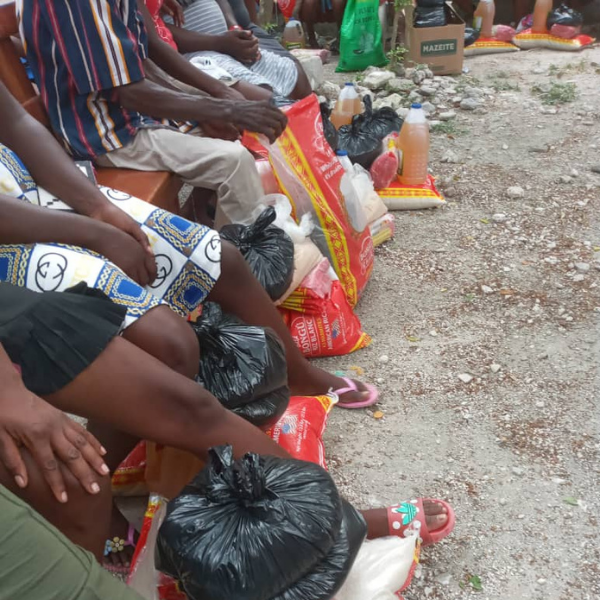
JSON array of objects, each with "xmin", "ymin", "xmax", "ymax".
[{"xmin": 0, "ymin": 485, "xmax": 143, "ymax": 600}]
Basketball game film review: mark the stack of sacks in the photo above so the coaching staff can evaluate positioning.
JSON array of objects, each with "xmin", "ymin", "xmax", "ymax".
[
  {"xmin": 464, "ymin": 24, "xmax": 520, "ymax": 55},
  {"xmin": 156, "ymin": 446, "xmax": 367, "ymax": 600}
]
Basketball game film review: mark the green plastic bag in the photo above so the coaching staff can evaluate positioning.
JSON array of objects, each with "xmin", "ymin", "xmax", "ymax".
[{"xmin": 337, "ymin": 0, "xmax": 388, "ymax": 72}]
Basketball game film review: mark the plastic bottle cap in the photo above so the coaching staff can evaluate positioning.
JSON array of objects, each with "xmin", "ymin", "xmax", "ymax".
[
  {"xmin": 345, "ymin": 82, "xmax": 354, "ymax": 87},
  {"xmin": 336, "ymin": 150, "xmax": 349, "ymax": 156},
  {"xmin": 411, "ymin": 103, "xmax": 422, "ymax": 109}
]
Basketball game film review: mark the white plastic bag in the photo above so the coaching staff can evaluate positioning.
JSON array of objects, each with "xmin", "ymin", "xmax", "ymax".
[{"xmin": 334, "ymin": 535, "xmax": 419, "ymax": 600}]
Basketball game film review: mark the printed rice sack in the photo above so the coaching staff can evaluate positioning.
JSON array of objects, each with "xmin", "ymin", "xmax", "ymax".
[
  {"xmin": 245, "ymin": 95, "xmax": 375, "ymax": 307},
  {"xmin": 512, "ymin": 28, "xmax": 594, "ymax": 51},
  {"xmin": 464, "ymin": 36, "xmax": 519, "ymax": 56},
  {"xmin": 370, "ymin": 213, "xmax": 395, "ymax": 247},
  {"xmin": 377, "ymin": 175, "xmax": 445, "ymax": 211},
  {"xmin": 111, "ymin": 441, "xmax": 147, "ymax": 497}
]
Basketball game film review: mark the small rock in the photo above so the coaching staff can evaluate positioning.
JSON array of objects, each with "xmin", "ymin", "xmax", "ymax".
[
  {"xmin": 492, "ymin": 213, "xmax": 507, "ymax": 223},
  {"xmin": 444, "ymin": 186, "xmax": 456, "ymax": 197},
  {"xmin": 439, "ymin": 110, "xmax": 457, "ymax": 121},
  {"xmin": 379, "ymin": 354, "xmax": 390, "ymax": 364},
  {"xmin": 412, "ymin": 70, "xmax": 427, "ymax": 85},
  {"xmin": 460, "ymin": 97, "xmax": 481, "ymax": 111},
  {"xmin": 512, "ymin": 467, "xmax": 525, "ymax": 476},
  {"xmin": 396, "ymin": 107, "xmax": 410, "ymax": 119},
  {"xmin": 507, "ymin": 186, "xmax": 524, "ymax": 199},
  {"xmin": 590, "ymin": 165, "xmax": 600, "ymax": 174},
  {"xmin": 502, "ymin": 143, "xmax": 509, "ymax": 150},
  {"xmin": 559, "ymin": 175, "xmax": 572, "ymax": 184},
  {"xmin": 424, "ymin": 68, "xmax": 434, "ymax": 79},
  {"xmin": 418, "ymin": 86, "xmax": 436, "ymax": 97},
  {"xmin": 481, "ymin": 285, "xmax": 494, "ymax": 294},
  {"xmin": 536, "ymin": 401, "xmax": 545, "ymax": 408},
  {"xmin": 570, "ymin": 168, "xmax": 579, "ymax": 177},
  {"xmin": 490, "ymin": 363, "xmax": 501, "ymax": 373},
  {"xmin": 296, "ymin": 55, "xmax": 324, "ymax": 89},
  {"xmin": 532, "ymin": 66, "xmax": 545, "ymax": 74},
  {"xmin": 575, "ymin": 262, "xmax": 590, "ymax": 273},
  {"xmin": 538, "ymin": 579, "xmax": 547, "ymax": 585},
  {"xmin": 421, "ymin": 101, "xmax": 436, "ymax": 115},
  {"xmin": 429, "ymin": 330, "xmax": 438, "ymax": 337},
  {"xmin": 458, "ymin": 373, "xmax": 473, "ymax": 384},
  {"xmin": 499, "ymin": 498, "xmax": 508, "ymax": 505},
  {"xmin": 408, "ymin": 90, "xmax": 422, "ymax": 103},
  {"xmin": 316, "ymin": 81, "xmax": 340, "ymax": 101},
  {"xmin": 387, "ymin": 78, "xmax": 415, "ymax": 94},
  {"xmin": 441, "ymin": 150, "xmax": 460, "ymax": 164},
  {"xmin": 573, "ymin": 274, "xmax": 585, "ymax": 282},
  {"xmin": 373, "ymin": 93, "xmax": 403, "ymax": 111},
  {"xmin": 362, "ymin": 70, "xmax": 395, "ymax": 91},
  {"xmin": 517, "ymin": 514, "xmax": 525, "ymax": 519},
  {"xmin": 434, "ymin": 572, "xmax": 452, "ymax": 586},
  {"xmin": 537, "ymin": 353, "xmax": 549, "ymax": 360}
]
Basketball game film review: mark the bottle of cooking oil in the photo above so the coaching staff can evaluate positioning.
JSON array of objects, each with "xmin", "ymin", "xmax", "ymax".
[
  {"xmin": 330, "ymin": 83, "xmax": 363, "ymax": 129},
  {"xmin": 397, "ymin": 103, "xmax": 429, "ymax": 187}
]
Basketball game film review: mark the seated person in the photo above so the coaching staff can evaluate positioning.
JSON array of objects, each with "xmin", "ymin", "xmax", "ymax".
[
  {"xmin": 153, "ymin": 0, "xmax": 312, "ymax": 100},
  {"xmin": 0, "ymin": 285, "xmax": 454, "ymax": 581},
  {"xmin": 17, "ymin": 0, "xmax": 287, "ymax": 226}
]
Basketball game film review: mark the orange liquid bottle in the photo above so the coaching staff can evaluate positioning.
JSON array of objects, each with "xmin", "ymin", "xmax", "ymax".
[
  {"xmin": 532, "ymin": 0, "xmax": 552, "ymax": 33},
  {"xmin": 330, "ymin": 83, "xmax": 363, "ymax": 129},
  {"xmin": 398, "ymin": 103, "xmax": 430, "ymax": 187},
  {"xmin": 473, "ymin": 0, "xmax": 495, "ymax": 37}
]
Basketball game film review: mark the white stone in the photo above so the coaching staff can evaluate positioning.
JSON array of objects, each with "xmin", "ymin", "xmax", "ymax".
[
  {"xmin": 439, "ymin": 110, "xmax": 457, "ymax": 121},
  {"xmin": 458, "ymin": 373, "xmax": 473, "ymax": 383},
  {"xmin": 397, "ymin": 107, "xmax": 410, "ymax": 119},
  {"xmin": 575, "ymin": 262, "xmax": 590, "ymax": 273},
  {"xmin": 441, "ymin": 150, "xmax": 460, "ymax": 164},
  {"xmin": 434, "ymin": 572, "xmax": 452, "ymax": 585},
  {"xmin": 374, "ymin": 93, "xmax": 404, "ymax": 111},
  {"xmin": 316, "ymin": 81, "xmax": 340, "ymax": 101},
  {"xmin": 363, "ymin": 70, "xmax": 395, "ymax": 90},
  {"xmin": 492, "ymin": 213, "xmax": 507, "ymax": 223},
  {"xmin": 387, "ymin": 78, "xmax": 414, "ymax": 94},
  {"xmin": 506, "ymin": 186, "xmax": 524, "ymax": 199},
  {"xmin": 412, "ymin": 70, "xmax": 427, "ymax": 85},
  {"xmin": 490, "ymin": 363, "xmax": 501, "ymax": 373},
  {"xmin": 481, "ymin": 285, "xmax": 494, "ymax": 294},
  {"xmin": 460, "ymin": 97, "xmax": 481, "ymax": 111},
  {"xmin": 379, "ymin": 354, "xmax": 390, "ymax": 364},
  {"xmin": 559, "ymin": 175, "xmax": 573, "ymax": 184},
  {"xmin": 573, "ymin": 274, "xmax": 585, "ymax": 282},
  {"xmin": 418, "ymin": 86, "xmax": 436, "ymax": 97},
  {"xmin": 421, "ymin": 102, "xmax": 436, "ymax": 115},
  {"xmin": 297, "ymin": 55, "xmax": 324, "ymax": 90}
]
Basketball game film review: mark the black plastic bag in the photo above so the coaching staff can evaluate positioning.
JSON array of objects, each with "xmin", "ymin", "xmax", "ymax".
[
  {"xmin": 414, "ymin": 5, "xmax": 447, "ymax": 27},
  {"xmin": 156, "ymin": 446, "xmax": 366, "ymax": 600},
  {"xmin": 547, "ymin": 3, "xmax": 583, "ymax": 28},
  {"xmin": 192, "ymin": 303, "xmax": 289, "ymax": 425},
  {"xmin": 464, "ymin": 26, "xmax": 480, "ymax": 47},
  {"xmin": 416, "ymin": 0, "xmax": 445, "ymax": 7},
  {"xmin": 337, "ymin": 115, "xmax": 383, "ymax": 169},
  {"xmin": 221, "ymin": 207, "xmax": 294, "ymax": 301},
  {"xmin": 320, "ymin": 102, "xmax": 339, "ymax": 152},
  {"xmin": 232, "ymin": 385, "xmax": 290, "ymax": 428},
  {"xmin": 362, "ymin": 95, "xmax": 403, "ymax": 140}
]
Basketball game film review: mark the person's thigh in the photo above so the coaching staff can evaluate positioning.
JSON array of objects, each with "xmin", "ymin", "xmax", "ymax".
[{"xmin": 0, "ymin": 485, "xmax": 141, "ymax": 600}]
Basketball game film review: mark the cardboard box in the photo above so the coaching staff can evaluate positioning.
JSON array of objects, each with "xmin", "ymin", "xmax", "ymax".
[{"xmin": 404, "ymin": 3, "xmax": 465, "ymax": 76}]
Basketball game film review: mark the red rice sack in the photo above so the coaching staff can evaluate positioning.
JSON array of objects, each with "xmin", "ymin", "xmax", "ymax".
[
  {"xmin": 513, "ymin": 28, "xmax": 594, "ymax": 51},
  {"xmin": 377, "ymin": 175, "xmax": 445, "ymax": 211}
]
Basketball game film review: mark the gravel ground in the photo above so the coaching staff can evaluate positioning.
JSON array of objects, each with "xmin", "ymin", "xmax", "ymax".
[{"xmin": 317, "ymin": 47, "xmax": 600, "ymax": 600}]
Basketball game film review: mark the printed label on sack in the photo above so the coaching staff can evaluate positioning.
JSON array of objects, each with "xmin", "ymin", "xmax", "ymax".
[{"xmin": 421, "ymin": 39, "xmax": 458, "ymax": 56}]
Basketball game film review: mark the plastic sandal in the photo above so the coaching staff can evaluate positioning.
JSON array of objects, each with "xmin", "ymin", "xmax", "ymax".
[
  {"xmin": 387, "ymin": 498, "xmax": 456, "ymax": 547},
  {"xmin": 332, "ymin": 377, "xmax": 379, "ymax": 409},
  {"xmin": 103, "ymin": 524, "xmax": 137, "ymax": 575}
]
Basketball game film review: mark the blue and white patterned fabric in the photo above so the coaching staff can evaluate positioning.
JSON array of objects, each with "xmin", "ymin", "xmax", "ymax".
[{"xmin": 0, "ymin": 143, "xmax": 221, "ymax": 328}]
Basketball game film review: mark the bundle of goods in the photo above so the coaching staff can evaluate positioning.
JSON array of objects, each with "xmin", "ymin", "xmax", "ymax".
[
  {"xmin": 156, "ymin": 446, "xmax": 367, "ymax": 600},
  {"xmin": 266, "ymin": 394, "xmax": 338, "ymax": 468},
  {"xmin": 244, "ymin": 95, "xmax": 375, "ymax": 307},
  {"xmin": 414, "ymin": 0, "xmax": 447, "ymax": 28},
  {"xmin": 372, "ymin": 103, "xmax": 445, "ymax": 211},
  {"xmin": 279, "ymin": 257, "xmax": 372, "ymax": 358},
  {"xmin": 191, "ymin": 302, "xmax": 290, "ymax": 427},
  {"xmin": 337, "ymin": 0, "xmax": 387, "ymax": 72},
  {"xmin": 221, "ymin": 206, "xmax": 295, "ymax": 302},
  {"xmin": 513, "ymin": 0, "xmax": 594, "ymax": 50},
  {"xmin": 464, "ymin": 0, "xmax": 519, "ymax": 55},
  {"xmin": 290, "ymin": 47, "xmax": 332, "ymax": 64}
]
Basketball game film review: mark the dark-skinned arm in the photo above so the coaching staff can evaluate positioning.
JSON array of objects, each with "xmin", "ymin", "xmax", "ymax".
[
  {"xmin": 0, "ymin": 195, "xmax": 156, "ymax": 286},
  {"xmin": 137, "ymin": 0, "xmax": 232, "ymax": 98}
]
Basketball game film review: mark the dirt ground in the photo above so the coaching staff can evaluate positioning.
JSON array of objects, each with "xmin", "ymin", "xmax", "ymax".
[{"xmin": 318, "ymin": 47, "xmax": 600, "ymax": 599}]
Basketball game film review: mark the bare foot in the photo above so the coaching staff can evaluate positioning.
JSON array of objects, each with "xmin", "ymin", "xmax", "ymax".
[
  {"xmin": 289, "ymin": 363, "xmax": 374, "ymax": 407},
  {"xmin": 103, "ymin": 505, "xmax": 137, "ymax": 573}
]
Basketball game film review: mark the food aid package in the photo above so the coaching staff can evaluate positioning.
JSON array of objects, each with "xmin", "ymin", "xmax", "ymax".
[
  {"xmin": 279, "ymin": 259, "xmax": 371, "ymax": 358},
  {"xmin": 334, "ymin": 536, "xmax": 420, "ymax": 600},
  {"xmin": 266, "ymin": 394, "xmax": 338, "ymax": 468},
  {"xmin": 513, "ymin": 28, "xmax": 594, "ymax": 51},
  {"xmin": 112, "ymin": 440, "xmax": 148, "ymax": 497},
  {"xmin": 290, "ymin": 48, "xmax": 332, "ymax": 64},
  {"xmin": 547, "ymin": 3, "xmax": 583, "ymax": 30},
  {"xmin": 247, "ymin": 95, "xmax": 374, "ymax": 307},
  {"xmin": 337, "ymin": 0, "xmax": 387, "ymax": 72},
  {"xmin": 370, "ymin": 213, "xmax": 395, "ymax": 247},
  {"xmin": 191, "ymin": 303, "xmax": 289, "ymax": 427},
  {"xmin": 220, "ymin": 206, "xmax": 294, "ymax": 302},
  {"xmin": 255, "ymin": 194, "xmax": 323, "ymax": 305},
  {"xmin": 370, "ymin": 134, "xmax": 400, "ymax": 190},
  {"xmin": 361, "ymin": 96, "xmax": 403, "ymax": 141},
  {"xmin": 377, "ymin": 175, "xmax": 445, "ymax": 211},
  {"xmin": 464, "ymin": 36, "xmax": 519, "ymax": 56},
  {"xmin": 156, "ymin": 446, "xmax": 367, "ymax": 600},
  {"xmin": 338, "ymin": 118, "xmax": 383, "ymax": 170}
]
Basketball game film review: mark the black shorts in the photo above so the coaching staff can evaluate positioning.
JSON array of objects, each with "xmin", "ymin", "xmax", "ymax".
[{"xmin": 0, "ymin": 282, "xmax": 125, "ymax": 395}]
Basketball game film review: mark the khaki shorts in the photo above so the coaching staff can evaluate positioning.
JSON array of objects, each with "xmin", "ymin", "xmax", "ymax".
[{"xmin": 0, "ymin": 485, "xmax": 143, "ymax": 600}]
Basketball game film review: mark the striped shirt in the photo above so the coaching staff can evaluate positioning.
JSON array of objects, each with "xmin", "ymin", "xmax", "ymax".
[{"xmin": 17, "ymin": 0, "xmax": 156, "ymax": 160}]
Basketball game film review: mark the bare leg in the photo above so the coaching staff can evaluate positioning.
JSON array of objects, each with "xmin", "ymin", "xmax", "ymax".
[
  {"xmin": 209, "ymin": 241, "xmax": 373, "ymax": 405},
  {"xmin": 290, "ymin": 61, "xmax": 313, "ymax": 99}
]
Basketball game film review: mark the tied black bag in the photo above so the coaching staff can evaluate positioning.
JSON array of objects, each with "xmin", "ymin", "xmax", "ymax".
[
  {"xmin": 362, "ymin": 95, "xmax": 403, "ymax": 140},
  {"xmin": 337, "ymin": 115, "xmax": 383, "ymax": 170},
  {"xmin": 156, "ymin": 446, "xmax": 367, "ymax": 600},
  {"xmin": 320, "ymin": 102, "xmax": 339, "ymax": 152},
  {"xmin": 221, "ymin": 207, "xmax": 295, "ymax": 302},
  {"xmin": 547, "ymin": 3, "xmax": 583, "ymax": 28},
  {"xmin": 191, "ymin": 303, "xmax": 289, "ymax": 427}
]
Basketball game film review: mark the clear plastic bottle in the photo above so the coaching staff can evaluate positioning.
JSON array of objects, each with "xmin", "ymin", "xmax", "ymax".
[
  {"xmin": 330, "ymin": 83, "xmax": 363, "ymax": 130},
  {"xmin": 532, "ymin": 0, "xmax": 552, "ymax": 33},
  {"xmin": 282, "ymin": 19, "xmax": 306, "ymax": 49},
  {"xmin": 473, "ymin": 0, "xmax": 495, "ymax": 37},
  {"xmin": 397, "ymin": 103, "xmax": 430, "ymax": 187}
]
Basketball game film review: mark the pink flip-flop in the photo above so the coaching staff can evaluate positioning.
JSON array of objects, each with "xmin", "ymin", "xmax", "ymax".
[
  {"xmin": 332, "ymin": 377, "xmax": 379, "ymax": 409},
  {"xmin": 387, "ymin": 498, "xmax": 456, "ymax": 547}
]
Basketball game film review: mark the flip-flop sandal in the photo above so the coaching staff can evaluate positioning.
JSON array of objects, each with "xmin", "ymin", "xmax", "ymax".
[
  {"xmin": 103, "ymin": 523, "xmax": 137, "ymax": 576},
  {"xmin": 332, "ymin": 377, "xmax": 379, "ymax": 409},
  {"xmin": 387, "ymin": 498, "xmax": 456, "ymax": 547}
]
